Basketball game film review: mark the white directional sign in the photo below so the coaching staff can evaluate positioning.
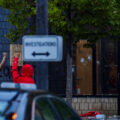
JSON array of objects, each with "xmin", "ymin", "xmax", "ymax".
[{"xmin": 22, "ymin": 35, "xmax": 63, "ymax": 61}]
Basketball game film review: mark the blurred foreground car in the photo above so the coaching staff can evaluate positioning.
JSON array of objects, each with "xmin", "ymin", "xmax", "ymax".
[{"xmin": 0, "ymin": 82, "xmax": 81, "ymax": 120}]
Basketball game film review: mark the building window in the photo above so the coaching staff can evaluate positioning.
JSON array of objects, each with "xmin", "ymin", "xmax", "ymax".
[{"xmin": 74, "ymin": 39, "xmax": 118, "ymax": 95}]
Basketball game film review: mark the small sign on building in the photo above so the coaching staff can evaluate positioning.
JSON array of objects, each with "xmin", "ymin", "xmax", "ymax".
[{"xmin": 10, "ymin": 44, "xmax": 23, "ymax": 66}]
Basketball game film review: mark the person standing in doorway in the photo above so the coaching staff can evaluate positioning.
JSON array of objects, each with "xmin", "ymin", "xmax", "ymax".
[{"xmin": 11, "ymin": 53, "xmax": 35, "ymax": 84}]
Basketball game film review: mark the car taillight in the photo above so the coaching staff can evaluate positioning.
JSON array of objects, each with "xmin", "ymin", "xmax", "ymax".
[
  {"xmin": 6, "ymin": 112, "xmax": 17, "ymax": 120},
  {"xmin": 11, "ymin": 112, "xmax": 17, "ymax": 120}
]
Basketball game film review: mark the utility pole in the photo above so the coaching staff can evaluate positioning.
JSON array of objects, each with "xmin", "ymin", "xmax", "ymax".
[
  {"xmin": 36, "ymin": 0, "xmax": 48, "ymax": 90},
  {"xmin": 66, "ymin": 0, "xmax": 73, "ymax": 105},
  {"xmin": 92, "ymin": 44, "xmax": 96, "ymax": 95},
  {"xmin": 117, "ymin": 42, "xmax": 120, "ymax": 115}
]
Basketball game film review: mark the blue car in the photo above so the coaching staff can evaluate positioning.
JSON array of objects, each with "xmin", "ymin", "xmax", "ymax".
[{"xmin": 0, "ymin": 83, "xmax": 81, "ymax": 120}]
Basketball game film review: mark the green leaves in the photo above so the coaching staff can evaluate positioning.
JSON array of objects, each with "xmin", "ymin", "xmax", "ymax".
[
  {"xmin": 0, "ymin": 0, "xmax": 36, "ymax": 42},
  {"xmin": 49, "ymin": 0, "xmax": 120, "ymax": 44},
  {"xmin": 1, "ymin": 0, "xmax": 120, "ymax": 44}
]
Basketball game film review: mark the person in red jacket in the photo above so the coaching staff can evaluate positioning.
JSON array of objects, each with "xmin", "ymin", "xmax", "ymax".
[{"xmin": 11, "ymin": 53, "xmax": 35, "ymax": 84}]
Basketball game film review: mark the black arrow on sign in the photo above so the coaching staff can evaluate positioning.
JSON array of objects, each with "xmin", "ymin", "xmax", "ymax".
[{"xmin": 32, "ymin": 52, "xmax": 50, "ymax": 57}]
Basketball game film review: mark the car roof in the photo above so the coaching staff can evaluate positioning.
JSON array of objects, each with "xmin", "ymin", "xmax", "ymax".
[
  {"xmin": 0, "ymin": 82, "xmax": 37, "ymax": 90},
  {"xmin": 0, "ymin": 88, "xmax": 50, "ymax": 94},
  {"xmin": 0, "ymin": 87, "xmax": 58, "ymax": 100},
  {"xmin": 0, "ymin": 82, "xmax": 57, "ymax": 97}
]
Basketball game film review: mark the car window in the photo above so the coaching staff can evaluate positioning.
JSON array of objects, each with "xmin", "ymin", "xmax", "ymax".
[
  {"xmin": 51, "ymin": 98, "xmax": 81, "ymax": 120},
  {"xmin": 35, "ymin": 98, "xmax": 57, "ymax": 120}
]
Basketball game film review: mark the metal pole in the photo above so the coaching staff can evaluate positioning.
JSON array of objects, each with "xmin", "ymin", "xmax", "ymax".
[
  {"xmin": 35, "ymin": 0, "xmax": 48, "ymax": 90},
  {"xmin": 117, "ymin": 42, "xmax": 120, "ymax": 115},
  {"xmin": 66, "ymin": 0, "xmax": 73, "ymax": 105},
  {"xmin": 36, "ymin": 0, "xmax": 48, "ymax": 35},
  {"xmin": 92, "ymin": 44, "xmax": 96, "ymax": 95}
]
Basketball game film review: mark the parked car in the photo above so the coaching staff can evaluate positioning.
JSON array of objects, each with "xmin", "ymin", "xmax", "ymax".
[{"xmin": 0, "ymin": 83, "xmax": 81, "ymax": 120}]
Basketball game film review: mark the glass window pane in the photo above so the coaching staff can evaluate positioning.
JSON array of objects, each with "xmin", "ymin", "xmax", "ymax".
[
  {"xmin": 98, "ymin": 39, "xmax": 118, "ymax": 94},
  {"xmin": 35, "ymin": 98, "xmax": 57, "ymax": 120}
]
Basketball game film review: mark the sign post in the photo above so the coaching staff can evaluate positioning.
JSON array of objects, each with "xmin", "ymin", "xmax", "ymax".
[{"xmin": 36, "ymin": 0, "xmax": 48, "ymax": 90}]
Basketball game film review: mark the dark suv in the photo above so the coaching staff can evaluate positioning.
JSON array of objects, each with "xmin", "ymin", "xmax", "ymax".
[{"xmin": 0, "ymin": 83, "xmax": 81, "ymax": 120}]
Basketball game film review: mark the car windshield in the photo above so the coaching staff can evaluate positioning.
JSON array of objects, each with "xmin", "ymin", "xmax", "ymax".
[{"xmin": 0, "ymin": 101, "xmax": 8, "ymax": 115}]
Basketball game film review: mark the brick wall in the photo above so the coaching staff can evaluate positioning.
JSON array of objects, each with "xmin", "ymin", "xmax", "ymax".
[{"xmin": 72, "ymin": 97, "xmax": 118, "ymax": 116}]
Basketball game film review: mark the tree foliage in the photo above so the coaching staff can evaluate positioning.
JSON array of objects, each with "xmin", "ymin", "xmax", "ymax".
[
  {"xmin": 0, "ymin": 0, "xmax": 120, "ymax": 44},
  {"xmin": 49, "ymin": 0, "xmax": 120, "ymax": 45},
  {"xmin": 0, "ymin": 0, "xmax": 36, "ymax": 43}
]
